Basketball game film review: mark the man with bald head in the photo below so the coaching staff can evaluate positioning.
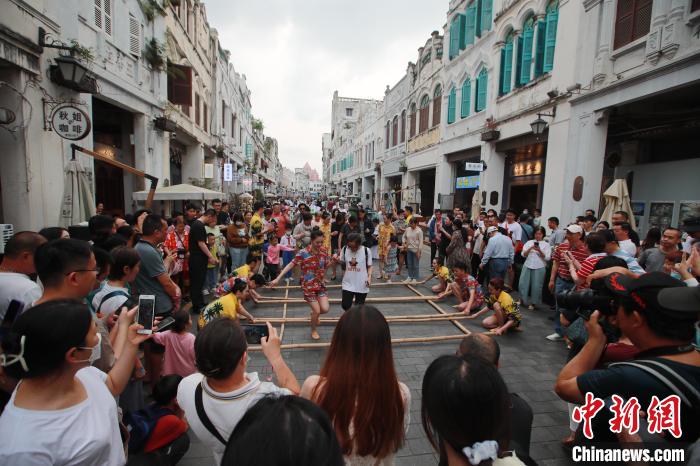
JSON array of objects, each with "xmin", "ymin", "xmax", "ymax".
[
  {"xmin": 457, "ymin": 334, "xmax": 534, "ymax": 461},
  {"xmin": 0, "ymin": 231, "xmax": 46, "ymax": 318}
]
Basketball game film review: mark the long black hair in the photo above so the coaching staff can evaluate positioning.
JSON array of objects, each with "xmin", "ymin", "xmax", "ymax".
[
  {"xmin": 422, "ymin": 355, "xmax": 511, "ymax": 465},
  {"xmin": 1, "ymin": 300, "xmax": 92, "ymax": 379},
  {"xmin": 221, "ymin": 395, "xmax": 344, "ymax": 466}
]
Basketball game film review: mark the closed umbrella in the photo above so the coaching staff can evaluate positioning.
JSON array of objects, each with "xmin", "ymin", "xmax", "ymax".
[
  {"xmin": 600, "ymin": 179, "xmax": 636, "ymax": 230},
  {"xmin": 59, "ymin": 158, "xmax": 95, "ymax": 228},
  {"xmin": 471, "ymin": 188, "xmax": 482, "ymax": 222}
]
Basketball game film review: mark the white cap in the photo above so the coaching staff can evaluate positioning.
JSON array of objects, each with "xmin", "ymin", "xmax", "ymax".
[
  {"xmin": 565, "ymin": 224, "xmax": 583, "ymax": 234},
  {"xmin": 486, "ymin": 226, "xmax": 498, "ymax": 234}
]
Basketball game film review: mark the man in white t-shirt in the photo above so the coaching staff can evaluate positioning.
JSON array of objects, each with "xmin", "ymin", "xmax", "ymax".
[
  {"xmin": 613, "ymin": 221, "xmax": 638, "ymax": 257},
  {"xmin": 0, "ymin": 231, "xmax": 46, "ymax": 319},
  {"xmin": 177, "ymin": 319, "xmax": 299, "ymax": 465},
  {"xmin": 499, "ymin": 209, "xmax": 523, "ymax": 247},
  {"xmin": 337, "ymin": 233, "xmax": 373, "ymax": 311}
]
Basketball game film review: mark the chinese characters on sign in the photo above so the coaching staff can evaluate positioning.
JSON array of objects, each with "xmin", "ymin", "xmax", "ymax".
[
  {"xmin": 465, "ymin": 162, "xmax": 484, "ymax": 171},
  {"xmin": 572, "ymin": 393, "xmax": 682, "ymax": 440},
  {"xmin": 224, "ymin": 163, "xmax": 233, "ymax": 182},
  {"xmin": 455, "ymin": 176, "xmax": 480, "ymax": 189},
  {"xmin": 50, "ymin": 104, "xmax": 91, "ymax": 140}
]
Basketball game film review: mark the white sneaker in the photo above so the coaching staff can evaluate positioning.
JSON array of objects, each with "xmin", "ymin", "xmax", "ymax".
[
  {"xmin": 546, "ymin": 333, "xmax": 564, "ymax": 341},
  {"xmin": 411, "ymin": 279, "xmax": 418, "ymax": 284},
  {"xmin": 202, "ymin": 289, "xmax": 210, "ymax": 296},
  {"xmin": 402, "ymin": 278, "xmax": 412, "ymax": 284}
]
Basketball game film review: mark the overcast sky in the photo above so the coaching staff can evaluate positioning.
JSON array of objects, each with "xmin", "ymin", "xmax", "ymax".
[{"xmin": 205, "ymin": 0, "xmax": 448, "ymax": 173}]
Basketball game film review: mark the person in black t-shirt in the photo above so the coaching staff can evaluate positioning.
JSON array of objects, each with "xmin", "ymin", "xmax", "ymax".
[
  {"xmin": 555, "ymin": 272, "xmax": 700, "ymax": 444},
  {"xmin": 188, "ymin": 209, "xmax": 217, "ymax": 314}
]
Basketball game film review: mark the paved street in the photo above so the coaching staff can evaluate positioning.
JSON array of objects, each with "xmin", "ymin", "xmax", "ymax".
[{"xmin": 181, "ymin": 246, "xmax": 574, "ymax": 466}]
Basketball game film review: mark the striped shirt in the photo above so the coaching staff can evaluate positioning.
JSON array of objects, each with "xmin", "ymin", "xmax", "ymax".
[
  {"xmin": 575, "ymin": 253, "xmax": 607, "ymax": 290},
  {"xmin": 552, "ymin": 242, "xmax": 590, "ymax": 281}
]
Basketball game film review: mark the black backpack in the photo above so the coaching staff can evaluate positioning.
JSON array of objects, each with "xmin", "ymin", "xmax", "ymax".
[{"xmin": 340, "ymin": 246, "xmax": 370, "ymax": 271}]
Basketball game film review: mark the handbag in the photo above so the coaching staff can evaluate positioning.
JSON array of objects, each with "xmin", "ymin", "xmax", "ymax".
[{"xmin": 195, "ymin": 382, "xmax": 226, "ymax": 445}]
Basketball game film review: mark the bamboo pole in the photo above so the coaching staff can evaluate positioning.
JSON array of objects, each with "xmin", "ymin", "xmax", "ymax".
[
  {"xmin": 247, "ymin": 333, "xmax": 467, "ymax": 351},
  {"xmin": 406, "ymin": 284, "xmax": 471, "ymax": 335},
  {"xmin": 279, "ymin": 288, "xmax": 289, "ymax": 342},
  {"xmin": 264, "ymin": 280, "xmax": 428, "ymax": 291},
  {"xmin": 255, "ymin": 295, "xmax": 440, "ymax": 304},
  {"xmin": 257, "ymin": 312, "xmax": 470, "ymax": 325}
]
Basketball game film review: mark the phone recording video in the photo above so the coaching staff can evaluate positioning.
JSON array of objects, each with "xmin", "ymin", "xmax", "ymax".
[
  {"xmin": 137, "ymin": 295, "xmax": 156, "ymax": 335},
  {"xmin": 242, "ymin": 324, "xmax": 269, "ymax": 344}
]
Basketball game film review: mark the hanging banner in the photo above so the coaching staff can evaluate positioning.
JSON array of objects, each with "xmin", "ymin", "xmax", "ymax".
[
  {"xmin": 223, "ymin": 163, "xmax": 233, "ymax": 181},
  {"xmin": 204, "ymin": 163, "xmax": 214, "ymax": 179},
  {"xmin": 51, "ymin": 104, "xmax": 91, "ymax": 141}
]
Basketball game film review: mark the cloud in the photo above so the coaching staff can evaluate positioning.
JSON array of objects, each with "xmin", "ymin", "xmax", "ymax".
[{"xmin": 204, "ymin": 0, "xmax": 447, "ymax": 173}]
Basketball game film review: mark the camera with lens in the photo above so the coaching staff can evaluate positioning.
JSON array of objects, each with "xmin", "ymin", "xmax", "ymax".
[
  {"xmin": 177, "ymin": 248, "xmax": 186, "ymax": 258},
  {"xmin": 556, "ymin": 287, "xmax": 617, "ymax": 321}
]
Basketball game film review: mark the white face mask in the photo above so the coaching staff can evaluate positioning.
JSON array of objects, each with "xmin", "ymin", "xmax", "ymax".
[{"xmin": 75, "ymin": 332, "xmax": 102, "ymax": 364}]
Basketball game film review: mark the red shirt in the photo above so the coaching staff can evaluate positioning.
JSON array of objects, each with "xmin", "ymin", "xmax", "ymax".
[
  {"xmin": 575, "ymin": 253, "xmax": 607, "ymax": 290},
  {"xmin": 292, "ymin": 246, "xmax": 330, "ymax": 294},
  {"xmin": 552, "ymin": 242, "xmax": 590, "ymax": 281},
  {"xmin": 271, "ymin": 213, "xmax": 287, "ymax": 238}
]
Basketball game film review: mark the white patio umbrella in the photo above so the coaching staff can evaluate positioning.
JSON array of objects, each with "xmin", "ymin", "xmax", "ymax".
[
  {"xmin": 59, "ymin": 158, "xmax": 95, "ymax": 228},
  {"xmin": 131, "ymin": 183, "xmax": 225, "ymax": 201},
  {"xmin": 600, "ymin": 179, "xmax": 636, "ymax": 230},
  {"xmin": 471, "ymin": 188, "xmax": 482, "ymax": 222}
]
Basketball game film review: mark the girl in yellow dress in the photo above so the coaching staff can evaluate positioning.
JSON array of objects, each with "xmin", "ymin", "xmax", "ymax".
[{"xmin": 377, "ymin": 216, "xmax": 395, "ymax": 280}]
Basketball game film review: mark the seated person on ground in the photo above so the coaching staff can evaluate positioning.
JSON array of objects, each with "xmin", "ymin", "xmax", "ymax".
[
  {"xmin": 438, "ymin": 260, "xmax": 485, "ymax": 314},
  {"xmin": 465, "ymin": 278, "xmax": 522, "ymax": 335},
  {"xmin": 199, "ymin": 278, "xmax": 255, "ymax": 329},
  {"xmin": 427, "ymin": 256, "xmax": 452, "ymax": 293}
]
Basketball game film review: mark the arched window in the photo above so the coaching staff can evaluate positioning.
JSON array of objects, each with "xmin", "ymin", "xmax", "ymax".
[
  {"xmin": 392, "ymin": 115, "xmax": 399, "ymax": 146},
  {"xmin": 543, "ymin": 0, "xmax": 559, "ymax": 72},
  {"xmin": 449, "ymin": 15, "xmax": 460, "ymax": 59},
  {"xmin": 409, "ymin": 103, "xmax": 417, "ymax": 137},
  {"xmin": 432, "ymin": 85, "xmax": 442, "ymax": 128},
  {"xmin": 518, "ymin": 16, "xmax": 535, "ymax": 86},
  {"xmin": 447, "ymin": 87, "xmax": 457, "ymax": 124},
  {"xmin": 465, "ymin": 0, "xmax": 492, "ymax": 44},
  {"xmin": 480, "ymin": 0, "xmax": 493, "ymax": 34},
  {"xmin": 465, "ymin": 1, "xmax": 477, "ymax": 46},
  {"xmin": 475, "ymin": 68, "xmax": 487, "ymax": 112},
  {"xmin": 419, "ymin": 95, "xmax": 430, "ymax": 133},
  {"xmin": 385, "ymin": 121, "xmax": 390, "ymax": 149},
  {"xmin": 499, "ymin": 31, "xmax": 514, "ymax": 95},
  {"xmin": 461, "ymin": 77, "xmax": 471, "ymax": 118},
  {"xmin": 400, "ymin": 110, "xmax": 406, "ymax": 143}
]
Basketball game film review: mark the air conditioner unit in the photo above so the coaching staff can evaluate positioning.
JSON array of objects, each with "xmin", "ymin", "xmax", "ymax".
[{"xmin": 0, "ymin": 224, "xmax": 14, "ymax": 254}]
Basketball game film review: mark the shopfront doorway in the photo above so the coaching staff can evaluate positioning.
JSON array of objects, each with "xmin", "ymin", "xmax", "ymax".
[
  {"xmin": 417, "ymin": 168, "xmax": 435, "ymax": 216},
  {"xmin": 509, "ymin": 183, "xmax": 540, "ymax": 215}
]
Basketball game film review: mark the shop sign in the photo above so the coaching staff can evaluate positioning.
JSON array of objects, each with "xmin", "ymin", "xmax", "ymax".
[
  {"xmin": 456, "ymin": 176, "xmax": 480, "ymax": 189},
  {"xmin": 51, "ymin": 104, "xmax": 91, "ymax": 140},
  {"xmin": 223, "ymin": 163, "xmax": 233, "ymax": 181},
  {"xmin": 204, "ymin": 163, "xmax": 214, "ymax": 179},
  {"xmin": 465, "ymin": 162, "xmax": 484, "ymax": 172},
  {"xmin": 512, "ymin": 160, "xmax": 543, "ymax": 177}
]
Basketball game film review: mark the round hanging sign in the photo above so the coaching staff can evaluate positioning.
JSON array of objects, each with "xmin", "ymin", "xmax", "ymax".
[{"xmin": 50, "ymin": 104, "xmax": 91, "ymax": 140}]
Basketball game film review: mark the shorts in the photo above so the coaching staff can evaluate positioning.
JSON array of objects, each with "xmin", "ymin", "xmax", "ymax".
[{"xmin": 303, "ymin": 287, "xmax": 328, "ymax": 303}]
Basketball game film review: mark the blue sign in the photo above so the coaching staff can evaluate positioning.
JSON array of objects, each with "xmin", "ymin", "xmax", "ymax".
[{"xmin": 456, "ymin": 176, "xmax": 480, "ymax": 189}]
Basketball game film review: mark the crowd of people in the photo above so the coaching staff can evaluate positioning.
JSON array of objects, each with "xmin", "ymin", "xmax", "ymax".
[{"xmin": 0, "ymin": 196, "xmax": 698, "ymax": 465}]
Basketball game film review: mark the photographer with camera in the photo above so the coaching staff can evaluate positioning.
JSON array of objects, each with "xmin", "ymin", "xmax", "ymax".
[{"xmin": 555, "ymin": 272, "xmax": 700, "ymax": 444}]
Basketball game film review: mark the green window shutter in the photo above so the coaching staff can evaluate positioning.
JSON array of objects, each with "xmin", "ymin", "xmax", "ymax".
[
  {"xmin": 476, "ymin": 69, "xmax": 487, "ymax": 112},
  {"xmin": 475, "ymin": 0, "xmax": 482, "ymax": 37},
  {"xmin": 481, "ymin": 0, "xmax": 492, "ymax": 32},
  {"xmin": 447, "ymin": 88, "xmax": 456, "ymax": 124},
  {"xmin": 461, "ymin": 79, "xmax": 471, "ymax": 118},
  {"xmin": 514, "ymin": 36, "xmax": 523, "ymax": 87},
  {"xmin": 465, "ymin": 3, "xmax": 476, "ymax": 45},
  {"xmin": 500, "ymin": 41, "xmax": 513, "ymax": 95},
  {"xmin": 543, "ymin": 7, "xmax": 558, "ymax": 72},
  {"xmin": 520, "ymin": 22, "xmax": 534, "ymax": 85},
  {"xmin": 534, "ymin": 20, "xmax": 546, "ymax": 77},
  {"xmin": 449, "ymin": 19, "xmax": 459, "ymax": 59},
  {"xmin": 458, "ymin": 14, "xmax": 467, "ymax": 49}
]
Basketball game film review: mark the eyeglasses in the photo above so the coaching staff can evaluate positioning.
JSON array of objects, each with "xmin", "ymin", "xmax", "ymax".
[{"xmin": 64, "ymin": 268, "xmax": 101, "ymax": 276}]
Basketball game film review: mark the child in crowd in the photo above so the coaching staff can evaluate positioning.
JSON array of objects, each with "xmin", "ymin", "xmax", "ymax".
[
  {"xmin": 199, "ymin": 278, "xmax": 255, "ymax": 329},
  {"xmin": 438, "ymin": 260, "xmax": 485, "ymax": 314},
  {"xmin": 264, "ymin": 234, "xmax": 293, "ymax": 281},
  {"xmin": 371, "ymin": 218, "xmax": 380, "ymax": 261},
  {"xmin": 232, "ymin": 254, "xmax": 260, "ymax": 281},
  {"xmin": 427, "ymin": 257, "xmax": 452, "ymax": 293},
  {"xmin": 465, "ymin": 277, "xmax": 522, "ymax": 335},
  {"xmin": 204, "ymin": 233, "xmax": 218, "ymax": 295},
  {"xmin": 280, "ymin": 225, "xmax": 297, "ymax": 281},
  {"xmin": 383, "ymin": 235, "xmax": 399, "ymax": 282},
  {"xmin": 151, "ymin": 310, "xmax": 196, "ymax": 378},
  {"xmin": 217, "ymin": 273, "xmax": 267, "ymax": 304}
]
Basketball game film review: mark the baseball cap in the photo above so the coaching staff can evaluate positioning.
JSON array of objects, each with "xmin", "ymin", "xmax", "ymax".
[
  {"xmin": 604, "ymin": 272, "xmax": 696, "ymax": 318},
  {"xmin": 486, "ymin": 226, "xmax": 498, "ymax": 234},
  {"xmin": 565, "ymin": 224, "xmax": 583, "ymax": 234},
  {"xmin": 682, "ymin": 216, "xmax": 700, "ymax": 233}
]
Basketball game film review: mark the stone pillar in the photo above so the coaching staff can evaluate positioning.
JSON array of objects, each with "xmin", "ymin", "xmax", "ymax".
[
  {"xmin": 434, "ymin": 154, "xmax": 454, "ymax": 210},
  {"xmin": 592, "ymin": 0, "xmax": 615, "ymax": 85},
  {"xmin": 479, "ymin": 143, "xmax": 505, "ymax": 211},
  {"xmin": 182, "ymin": 143, "xmax": 204, "ymax": 185}
]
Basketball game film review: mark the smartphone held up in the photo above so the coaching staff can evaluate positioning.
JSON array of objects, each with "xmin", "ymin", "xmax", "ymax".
[{"xmin": 136, "ymin": 295, "xmax": 156, "ymax": 335}]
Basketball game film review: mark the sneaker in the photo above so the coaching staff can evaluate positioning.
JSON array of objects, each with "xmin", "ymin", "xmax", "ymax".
[
  {"xmin": 202, "ymin": 289, "xmax": 210, "ymax": 296},
  {"xmin": 402, "ymin": 278, "xmax": 412, "ymax": 284},
  {"xmin": 527, "ymin": 304, "xmax": 535, "ymax": 311},
  {"xmin": 411, "ymin": 279, "xmax": 418, "ymax": 284},
  {"xmin": 546, "ymin": 333, "xmax": 564, "ymax": 341}
]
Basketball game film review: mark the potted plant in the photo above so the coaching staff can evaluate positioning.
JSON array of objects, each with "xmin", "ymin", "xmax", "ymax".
[
  {"xmin": 399, "ymin": 161, "xmax": 408, "ymax": 173},
  {"xmin": 481, "ymin": 117, "xmax": 500, "ymax": 142}
]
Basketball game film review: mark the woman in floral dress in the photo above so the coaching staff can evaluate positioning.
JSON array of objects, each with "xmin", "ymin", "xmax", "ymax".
[{"xmin": 377, "ymin": 216, "xmax": 395, "ymax": 280}]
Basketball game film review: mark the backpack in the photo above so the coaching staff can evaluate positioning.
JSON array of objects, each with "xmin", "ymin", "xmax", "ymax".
[
  {"xmin": 95, "ymin": 290, "xmax": 136, "ymax": 315},
  {"xmin": 340, "ymin": 246, "xmax": 370, "ymax": 271},
  {"xmin": 123, "ymin": 405, "xmax": 172, "ymax": 452}
]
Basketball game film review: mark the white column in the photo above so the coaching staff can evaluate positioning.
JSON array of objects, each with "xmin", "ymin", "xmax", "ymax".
[
  {"xmin": 480, "ymin": 143, "xmax": 505, "ymax": 211},
  {"xmin": 593, "ymin": 0, "xmax": 614, "ymax": 83},
  {"xmin": 182, "ymin": 143, "xmax": 204, "ymax": 185},
  {"xmin": 434, "ymin": 154, "xmax": 454, "ymax": 209}
]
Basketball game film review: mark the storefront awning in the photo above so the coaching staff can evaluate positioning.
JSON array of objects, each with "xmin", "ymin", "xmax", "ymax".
[{"xmin": 131, "ymin": 183, "xmax": 225, "ymax": 201}]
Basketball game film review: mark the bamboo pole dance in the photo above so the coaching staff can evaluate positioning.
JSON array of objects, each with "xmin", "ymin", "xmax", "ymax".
[
  {"xmin": 263, "ymin": 280, "xmax": 428, "ymax": 290},
  {"xmin": 247, "ymin": 333, "xmax": 468, "ymax": 351},
  {"xmin": 254, "ymin": 294, "xmax": 441, "ymax": 304}
]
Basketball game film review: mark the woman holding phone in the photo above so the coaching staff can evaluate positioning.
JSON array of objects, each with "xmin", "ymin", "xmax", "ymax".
[
  {"xmin": 518, "ymin": 227, "xmax": 551, "ymax": 310},
  {"xmin": 0, "ymin": 299, "xmax": 153, "ymax": 465},
  {"xmin": 270, "ymin": 230, "xmax": 334, "ymax": 340}
]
